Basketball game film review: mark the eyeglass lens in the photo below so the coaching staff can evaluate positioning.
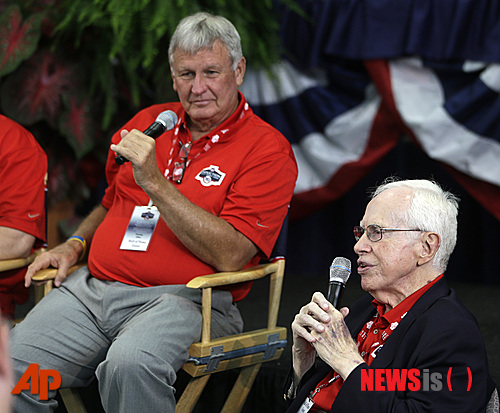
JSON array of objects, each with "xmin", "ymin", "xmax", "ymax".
[
  {"xmin": 353, "ymin": 225, "xmax": 382, "ymax": 242},
  {"xmin": 353, "ymin": 226, "xmax": 364, "ymax": 241}
]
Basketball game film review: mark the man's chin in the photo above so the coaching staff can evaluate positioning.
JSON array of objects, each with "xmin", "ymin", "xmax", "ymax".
[
  {"xmin": 360, "ymin": 276, "xmax": 375, "ymax": 293},
  {"xmin": 188, "ymin": 107, "xmax": 216, "ymax": 123}
]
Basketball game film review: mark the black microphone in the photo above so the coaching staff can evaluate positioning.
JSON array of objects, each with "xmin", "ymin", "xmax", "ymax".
[
  {"xmin": 327, "ymin": 257, "xmax": 351, "ymax": 308},
  {"xmin": 115, "ymin": 110, "xmax": 178, "ymax": 165}
]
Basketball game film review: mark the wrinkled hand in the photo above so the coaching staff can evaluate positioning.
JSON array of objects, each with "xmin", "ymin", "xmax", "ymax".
[
  {"xmin": 25, "ymin": 241, "xmax": 81, "ymax": 288},
  {"xmin": 309, "ymin": 295, "xmax": 363, "ymax": 379},
  {"xmin": 291, "ymin": 292, "xmax": 362, "ymax": 382},
  {"xmin": 110, "ymin": 129, "xmax": 162, "ymax": 190},
  {"xmin": 291, "ymin": 292, "xmax": 336, "ymax": 381}
]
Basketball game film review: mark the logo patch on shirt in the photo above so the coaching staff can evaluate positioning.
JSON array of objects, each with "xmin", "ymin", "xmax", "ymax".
[{"xmin": 195, "ymin": 165, "xmax": 226, "ymax": 187}]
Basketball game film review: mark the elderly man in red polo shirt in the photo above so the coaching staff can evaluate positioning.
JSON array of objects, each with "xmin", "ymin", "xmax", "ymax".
[
  {"xmin": 285, "ymin": 178, "xmax": 495, "ymax": 412},
  {"xmin": 11, "ymin": 12, "xmax": 297, "ymax": 413}
]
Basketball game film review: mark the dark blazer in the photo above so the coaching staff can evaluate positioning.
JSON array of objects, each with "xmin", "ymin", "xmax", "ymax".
[{"xmin": 285, "ymin": 277, "xmax": 496, "ymax": 412}]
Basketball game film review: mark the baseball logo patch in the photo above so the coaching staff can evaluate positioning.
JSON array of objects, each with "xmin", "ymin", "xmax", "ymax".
[{"xmin": 195, "ymin": 165, "xmax": 226, "ymax": 187}]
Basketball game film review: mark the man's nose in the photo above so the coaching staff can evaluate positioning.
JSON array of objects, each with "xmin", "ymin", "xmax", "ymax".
[
  {"xmin": 192, "ymin": 74, "xmax": 207, "ymax": 94},
  {"xmin": 354, "ymin": 233, "xmax": 371, "ymax": 255}
]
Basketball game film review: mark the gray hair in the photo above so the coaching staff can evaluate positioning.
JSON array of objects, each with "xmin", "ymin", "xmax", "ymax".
[
  {"xmin": 168, "ymin": 12, "xmax": 243, "ymax": 72},
  {"xmin": 372, "ymin": 178, "xmax": 460, "ymax": 273}
]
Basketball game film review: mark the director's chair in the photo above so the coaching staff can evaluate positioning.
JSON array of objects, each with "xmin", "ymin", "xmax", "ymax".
[{"xmin": 31, "ymin": 214, "xmax": 290, "ymax": 413}]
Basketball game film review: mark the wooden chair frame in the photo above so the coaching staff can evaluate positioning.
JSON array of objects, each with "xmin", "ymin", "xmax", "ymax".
[
  {"xmin": 30, "ymin": 258, "xmax": 287, "ymax": 413},
  {"xmin": 177, "ymin": 258, "xmax": 286, "ymax": 412},
  {"xmin": 0, "ymin": 254, "xmax": 40, "ymax": 273},
  {"xmin": 0, "ymin": 249, "xmax": 47, "ymax": 310}
]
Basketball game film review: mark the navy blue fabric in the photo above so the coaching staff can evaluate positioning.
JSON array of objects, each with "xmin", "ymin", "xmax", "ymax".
[{"xmin": 275, "ymin": 0, "xmax": 500, "ymax": 65}]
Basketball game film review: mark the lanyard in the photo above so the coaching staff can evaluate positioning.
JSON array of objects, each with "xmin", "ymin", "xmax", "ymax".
[
  {"xmin": 310, "ymin": 374, "xmax": 340, "ymax": 399},
  {"xmin": 298, "ymin": 374, "xmax": 340, "ymax": 413},
  {"xmin": 164, "ymin": 127, "xmax": 223, "ymax": 181}
]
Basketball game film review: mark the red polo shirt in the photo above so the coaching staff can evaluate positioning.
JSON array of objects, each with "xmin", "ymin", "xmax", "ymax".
[
  {"xmin": 88, "ymin": 93, "xmax": 297, "ymax": 301},
  {"xmin": 0, "ymin": 115, "xmax": 47, "ymax": 317},
  {"xmin": 310, "ymin": 274, "xmax": 444, "ymax": 411}
]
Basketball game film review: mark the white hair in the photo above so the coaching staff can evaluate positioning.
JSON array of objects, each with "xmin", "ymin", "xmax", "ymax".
[
  {"xmin": 372, "ymin": 178, "xmax": 460, "ymax": 272},
  {"xmin": 168, "ymin": 12, "xmax": 243, "ymax": 72}
]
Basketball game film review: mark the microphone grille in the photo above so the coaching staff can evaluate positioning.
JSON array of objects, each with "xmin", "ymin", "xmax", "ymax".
[
  {"xmin": 157, "ymin": 110, "xmax": 178, "ymax": 131},
  {"xmin": 329, "ymin": 257, "xmax": 351, "ymax": 284}
]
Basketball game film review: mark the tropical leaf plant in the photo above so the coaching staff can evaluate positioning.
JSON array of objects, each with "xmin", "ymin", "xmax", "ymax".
[
  {"xmin": 1, "ymin": 50, "xmax": 74, "ymax": 126},
  {"xmin": 58, "ymin": 95, "xmax": 96, "ymax": 158},
  {"xmin": 0, "ymin": 0, "xmax": 302, "ymax": 205},
  {"xmin": 0, "ymin": 5, "xmax": 42, "ymax": 77}
]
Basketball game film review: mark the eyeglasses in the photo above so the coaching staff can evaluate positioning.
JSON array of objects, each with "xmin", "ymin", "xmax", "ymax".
[
  {"xmin": 172, "ymin": 141, "xmax": 192, "ymax": 184},
  {"xmin": 353, "ymin": 225, "xmax": 423, "ymax": 242}
]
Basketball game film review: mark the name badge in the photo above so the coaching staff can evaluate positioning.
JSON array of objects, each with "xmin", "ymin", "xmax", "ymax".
[
  {"xmin": 120, "ymin": 206, "xmax": 160, "ymax": 251},
  {"xmin": 297, "ymin": 396, "xmax": 314, "ymax": 413}
]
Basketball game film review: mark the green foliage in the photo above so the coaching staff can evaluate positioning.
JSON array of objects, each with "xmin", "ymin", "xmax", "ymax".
[
  {"xmin": 51, "ymin": 0, "xmax": 294, "ymax": 125},
  {"xmin": 0, "ymin": 0, "xmax": 300, "ymax": 203},
  {"xmin": 0, "ymin": 5, "xmax": 42, "ymax": 77}
]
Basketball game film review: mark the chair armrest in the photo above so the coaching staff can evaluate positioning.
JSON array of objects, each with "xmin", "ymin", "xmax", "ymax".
[
  {"xmin": 186, "ymin": 262, "xmax": 280, "ymax": 289},
  {"xmin": 187, "ymin": 259, "xmax": 285, "ymax": 343},
  {"xmin": 0, "ymin": 249, "xmax": 46, "ymax": 272},
  {"xmin": 31, "ymin": 264, "xmax": 85, "ymax": 282},
  {"xmin": 0, "ymin": 257, "xmax": 34, "ymax": 272}
]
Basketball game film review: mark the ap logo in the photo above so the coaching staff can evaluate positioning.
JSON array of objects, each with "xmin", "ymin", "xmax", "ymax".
[{"xmin": 12, "ymin": 364, "xmax": 61, "ymax": 400}]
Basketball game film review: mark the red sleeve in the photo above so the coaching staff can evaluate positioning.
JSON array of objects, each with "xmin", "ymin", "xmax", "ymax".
[
  {"xmin": 0, "ymin": 116, "xmax": 47, "ymax": 242},
  {"xmin": 220, "ymin": 122, "xmax": 297, "ymax": 259}
]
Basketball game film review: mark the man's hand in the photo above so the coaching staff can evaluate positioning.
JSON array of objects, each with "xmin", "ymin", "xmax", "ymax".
[
  {"xmin": 25, "ymin": 204, "xmax": 107, "ymax": 289},
  {"xmin": 291, "ymin": 292, "xmax": 334, "ymax": 382},
  {"xmin": 111, "ymin": 129, "xmax": 162, "ymax": 192},
  {"xmin": 291, "ymin": 292, "xmax": 361, "ymax": 383},
  {"xmin": 25, "ymin": 240, "xmax": 82, "ymax": 288},
  {"xmin": 308, "ymin": 293, "xmax": 363, "ymax": 380}
]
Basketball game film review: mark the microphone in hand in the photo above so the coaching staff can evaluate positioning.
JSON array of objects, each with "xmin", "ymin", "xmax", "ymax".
[
  {"xmin": 115, "ymin": 110, "xmax": 178, "ymax": 165},
  {"xmin": 327, "ymin": 257, "xmax": 351, "ymax": 308}
]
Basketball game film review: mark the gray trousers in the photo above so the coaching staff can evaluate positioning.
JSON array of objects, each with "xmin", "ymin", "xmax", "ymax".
[{"xmin": 10, "ymin": 267, "xmax": 243, "ymax": 412}]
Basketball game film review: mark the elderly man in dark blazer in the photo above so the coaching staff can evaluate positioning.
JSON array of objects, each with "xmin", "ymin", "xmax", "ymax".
[{"xmin": 285, "ymin": 178, "xmax": 496, "ymax": 413}]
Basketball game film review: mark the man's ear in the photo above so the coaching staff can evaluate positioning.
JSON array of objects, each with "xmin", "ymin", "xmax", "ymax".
[
  {"xmin": 417, "ymin": 232, "xmax": 440, "ymax": 266},
  {"xmin": 235, "ymin": 57, "xmax": 246, "ymax": 87}
]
